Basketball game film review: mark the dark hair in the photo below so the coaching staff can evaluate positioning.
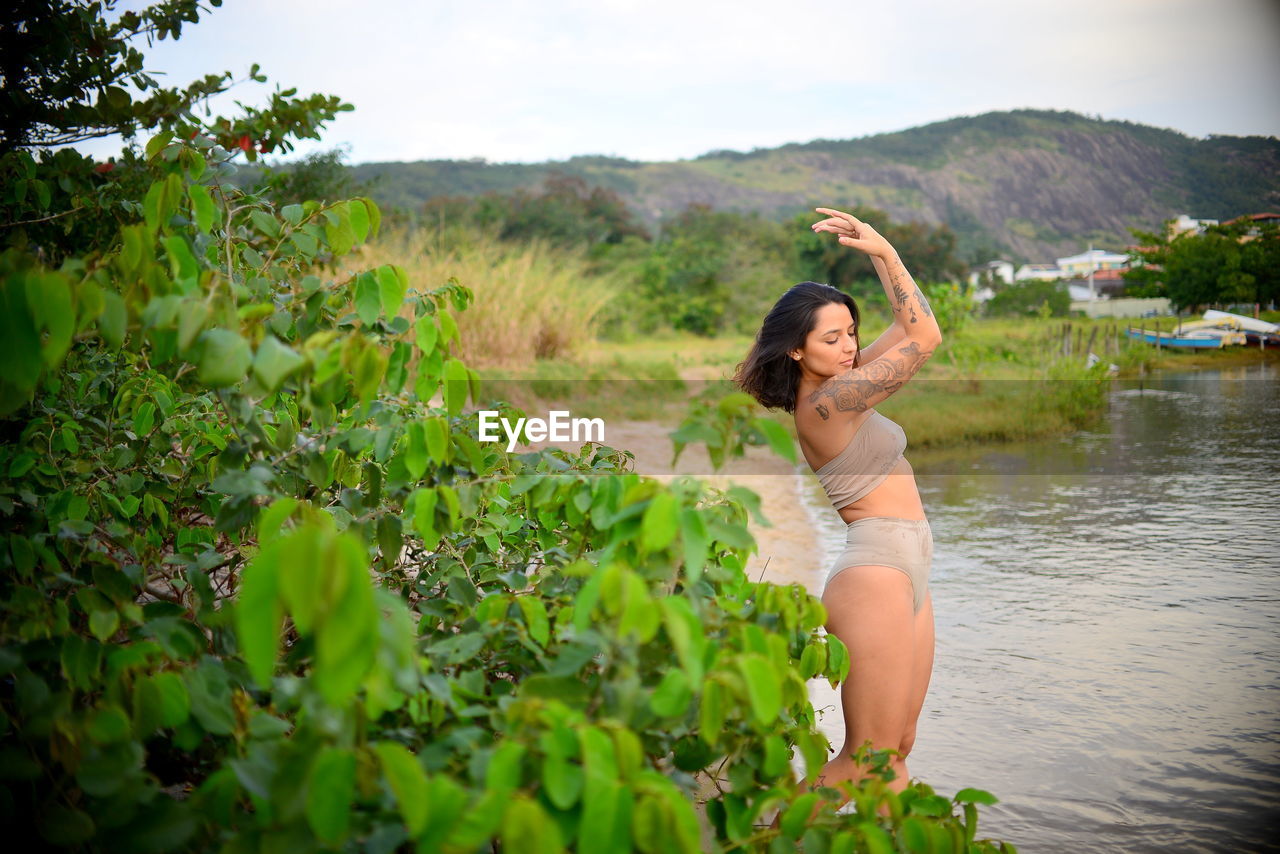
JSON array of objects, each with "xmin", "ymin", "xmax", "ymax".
[{"xmin": 733, "ymin": 282, "xmax": 860, "ymax": 413}]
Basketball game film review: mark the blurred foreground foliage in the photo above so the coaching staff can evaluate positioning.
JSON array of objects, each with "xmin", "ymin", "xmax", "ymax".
[{"xmin": 0, "ymin": 2, "xmax": 1015, "ymax": 851}]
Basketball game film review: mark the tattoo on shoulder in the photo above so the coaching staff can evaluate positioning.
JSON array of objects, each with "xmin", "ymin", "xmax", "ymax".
[{"xmin": 807, "ymin": 340, "xmax": 933, "ymax": 412}]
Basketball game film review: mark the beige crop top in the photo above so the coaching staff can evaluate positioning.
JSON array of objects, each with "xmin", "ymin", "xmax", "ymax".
[{"xmin": 812, "ymin": 410, "xmax": 908, "ymax": 509}]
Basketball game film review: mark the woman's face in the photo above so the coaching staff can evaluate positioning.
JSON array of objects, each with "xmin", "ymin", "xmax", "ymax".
[{"xmin": 791, "ymin": 302, "xmax": 858, "ymax": 379}]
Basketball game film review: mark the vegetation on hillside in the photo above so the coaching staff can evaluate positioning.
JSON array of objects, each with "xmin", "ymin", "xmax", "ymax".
[{"xmin": 347, "ymin": 109, "xmax": 1280, "ymax": 264}]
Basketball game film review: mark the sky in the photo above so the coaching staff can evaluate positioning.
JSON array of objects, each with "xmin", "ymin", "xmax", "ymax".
[{"xmin": 76, "ymin": 0, "xmax": 1280, "ymax": 165}]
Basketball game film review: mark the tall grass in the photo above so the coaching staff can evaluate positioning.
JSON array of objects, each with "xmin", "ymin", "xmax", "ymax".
[{"xmin": 355, "ymin": 228, "xmax": 620, "ymax": 369}]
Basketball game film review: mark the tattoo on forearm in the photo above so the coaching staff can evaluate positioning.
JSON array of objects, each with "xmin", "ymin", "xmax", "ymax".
[
  {"xmin": 808, "ymin": 340, "xmax": 932, "ymax": 414},
  {"xmin": 913, "ymin": 285, "xmax": 934, "ymax": 318},
  {"xmin": 888, "ymin": 262, "xmax": 918, "ymax": 323}
]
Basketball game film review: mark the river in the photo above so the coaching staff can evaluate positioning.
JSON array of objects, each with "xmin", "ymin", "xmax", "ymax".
[{"xmin": 802, "ymin": 362, "xmax": 1280, "ymax": 852}]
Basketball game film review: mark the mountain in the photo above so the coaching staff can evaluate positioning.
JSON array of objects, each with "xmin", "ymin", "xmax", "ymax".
[{"xmin": 348, "ymin": 109, "xmax": 1280, "ymax": 264}]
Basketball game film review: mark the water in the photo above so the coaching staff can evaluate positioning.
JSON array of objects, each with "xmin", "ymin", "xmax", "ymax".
[{"xmin": 802, "ymin": 363, "xmax": 1280, "ymax": 852}]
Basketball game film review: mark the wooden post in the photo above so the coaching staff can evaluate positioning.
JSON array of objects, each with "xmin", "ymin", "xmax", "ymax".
[
  {"xmin": 1155, "ymin": 320, "xmax": 1161, "ymax": 352},
  {"xmin": 1075, "ymin": 326, "xmax": 1084, "ymax": 357},
  {"xmin": 1085, "ymin": 327, "xmax": 1098, "ymax": 357},
  {"xmin": 1062, "ymin": 323, "xmax": 1071, "ymax": 357}
]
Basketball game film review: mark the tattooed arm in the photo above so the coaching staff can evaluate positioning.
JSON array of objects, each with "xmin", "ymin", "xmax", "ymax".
[
  {"xmin": 811, "ymin": 207, "xmax": 942, "ymax": 348},
  {"xmin": 807, "ymin": 337, "xmax": 934, "ymax": 418},
  {"xmin": 805, "ymin": 208, "xmax": 942, "ymax": 419}
]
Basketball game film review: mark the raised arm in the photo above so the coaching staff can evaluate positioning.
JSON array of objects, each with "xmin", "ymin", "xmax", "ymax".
[{"xmin": 805, "ymin": 208, "xmax": 942, "ymax": 419}]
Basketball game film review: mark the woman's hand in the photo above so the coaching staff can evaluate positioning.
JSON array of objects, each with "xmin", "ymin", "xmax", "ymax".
[{"xmin": 811, "ymin": 207, "xmax": 896, "ymax": 259}]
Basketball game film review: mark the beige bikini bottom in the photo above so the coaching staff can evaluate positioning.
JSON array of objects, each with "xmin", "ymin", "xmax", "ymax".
[{"xmin": 824, "ymin": 516, "xmax": 933, "ymax": 614}]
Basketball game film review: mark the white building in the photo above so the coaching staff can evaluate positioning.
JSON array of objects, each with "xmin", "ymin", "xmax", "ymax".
[
  {"xmin": 1169, "ymin": 214, "xmax": 1218, "ymax": 237},
  {"xmin": 1015, "ymin": 263, "xmax": 1065, "ymax": 282},
  {"xmin": 967, "ymin": 259, "xmax": 1014, "ymax": 289},
  {"xmin": 1056, "ymin": 248, "xmax": 1130, "ymax": 278}
]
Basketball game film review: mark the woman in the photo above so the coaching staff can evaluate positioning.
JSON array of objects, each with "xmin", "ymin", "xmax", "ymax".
[{"xmin": 735, "ymin": 207, "xmax": 941, "ymax": 803}]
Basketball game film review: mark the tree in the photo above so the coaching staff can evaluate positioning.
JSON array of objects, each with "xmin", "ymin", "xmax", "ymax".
[{"xmin": 0, "ymin": 0, "xmax": 351, "ymax": 261}]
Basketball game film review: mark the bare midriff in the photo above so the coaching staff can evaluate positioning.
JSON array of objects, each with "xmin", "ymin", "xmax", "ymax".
[{"xmin": 834, "ymin": 457, "xmax": 925, "ymax": 524}]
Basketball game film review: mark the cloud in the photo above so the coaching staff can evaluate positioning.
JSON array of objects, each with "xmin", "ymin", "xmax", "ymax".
[{"xmin": 75, "ymin": 0, "xmax": 1280, "ymax": 163}]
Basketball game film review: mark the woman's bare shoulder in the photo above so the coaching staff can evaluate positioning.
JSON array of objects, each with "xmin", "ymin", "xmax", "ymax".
[{"xmin": 794, "ymin": 402, "xmax": 872, "ymax": 467}]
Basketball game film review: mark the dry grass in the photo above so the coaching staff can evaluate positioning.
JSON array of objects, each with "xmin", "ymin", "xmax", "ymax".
[{"xmin": 357, "ymin": 229, "xmax": 620, "ymax": 369}]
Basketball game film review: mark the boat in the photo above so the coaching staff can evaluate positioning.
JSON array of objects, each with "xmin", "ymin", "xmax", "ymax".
[
  {"xmin": 1200, "ymin": 310, "xmax": 1280, "ymax": 348},
  {"xmin": 1125, "ymin": 327, "xmax": 1224, "ymax": 348},
  {"xmin": 1166, "ymin": 321, "xmax": 1248, "ymax": 346},
  {"xmin": 1202, "ymin": 310, "xmax": 1280, "ymax": 335}
]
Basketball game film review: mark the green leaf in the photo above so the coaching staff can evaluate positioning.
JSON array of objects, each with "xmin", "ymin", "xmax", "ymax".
[
  {"xmin": 640, "ymin": 492, "xmax": 679, "ymax": 552},
  {"xmin": 177, "ymin": 302, "xmax": 209, "ymax": 354},
  {"xmin": 753, "ymin": 417, "xmax": 797, "ymax": 463},
  {"xmin": 98, "ymin": 291, "xmax": 127, "ymax": 348},
  {"xmin": 29, "ymin": 273, "xmax": 74, "ymax": 367},
  {"xmin": 188, "ymin": 184, "xmax": 217, "ymax": 234},
  {"xmin": 377, "ymin": 265, "xmax": 406, "ymax": 319},
  {"xmin": 374, "ymin": 742, "xmax": 428, "ymax": 835},
  {"xmin": 415, "ymin": 316, "xmax": 438, "ymax": 353},
  {"xmin": 649, "ymin": 669, "xmax": 691, "ymax": 718},
  {"xmin": 516, "ymin": 596, "xmax": 549, "ymax": 647},
  {"xmin": 313, "ymin": 534, "xmax": 378, "ymax": 706},
  {"xmin": 196, "ymin": 329, "xmax": 251, "ymax": 388},
  {"xmin": 410, "ymin": 488, "xmax": 439, "ymax": 549},
  {"xmin": 347, "ymin": 199, "xmax": 371, "ymax": 244},
  {"xmin": 146, "ymin": 131, "xmax": 174, "ymax": 160},
  {"xmin": 250, "ymin": 209, "xmax": 281, "ymax": 239},
  {"xmin": 185, "ymin": 658, "xmax": 235, "ymax": 735},
  {"xmin": 87, "ymin": 705, "xmax": 132, "ymax": 743},
  {"xmin": 355, "ymin": 272, "xmax": 380, "ymax": 326},
  {"xmin": 501, "ymin": 797, "xmax": 562, "ymax": 854},
  {"xmin": 237, "ymin": 541, "xmax": 282, "ymax": 687},
  {"xmin": 954, "ymin": 787, "xmax": 999, "ymax": 806},
  {"xmin": 404, "ymin": 421, "xmax": 428, "ymax": 480},
  {"xmin": 151, "ymin": 672, "xmax": 190, "ymax": 728},
  {"xmin": 291, "ymin": 229, "xmax": 318, "ymax": 257},
  {"xmin": 438, "ymin": 307, "xmax": 458, "ymax": 343},
  {"xmin": 306, "ymin": 747, "xmax": 356, "ymax": 843},
  {"xmin": 323, "ymin": 208, "xmax": 355, "ymax": 256},
  {"xmin": 252, "ymin": 335, "xmax": 306, "ymax": 392},
  {"xmin": 185, "ymin": 149, "xmax": 206, "ymax": 182},
  {"xmin": 281, "ymin": 203, "xmax": 304, "ymax": 225},
  {"xmin": 424, "ymin": 415, "xmax": 448, "ymax": 462},
  {"xmin": 781, "ymin": 793, "xmax": 818, "ymax": 840},
  {"xmin": 679, "ymin": 509, "xmax": 708, "ymax": 583},
  {"xmin": 89, "ymin": 608, "xmax": 119, "ymax": 642},
  {"xmin": 361, "ymin": 196, "xmax": 382, "ymax": 236},
  {"xmin": 737, "ymin": 654, "xmax": 781, "ymax": 725},
  {"xmin": 442, "ymin": 358, "xmax": 469, "ymax": 417}
]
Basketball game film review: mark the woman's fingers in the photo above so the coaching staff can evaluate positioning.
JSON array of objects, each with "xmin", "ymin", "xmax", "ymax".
[{"xmin": 815, "ymin": 207, "xmax": 864, "ymax": 229}]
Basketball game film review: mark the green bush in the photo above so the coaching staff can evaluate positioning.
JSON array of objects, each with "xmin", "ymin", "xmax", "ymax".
[
  {"xmin": 0, "ymin": 5, "xmax": 1013, "ymax": 850},
  {"xmin": 985, "ymin": 280, "xmax": 1070, "ymax": 318},
  {"xmin": 0, "ymin": 130, "xmax": 1016, "ymax": 853}
]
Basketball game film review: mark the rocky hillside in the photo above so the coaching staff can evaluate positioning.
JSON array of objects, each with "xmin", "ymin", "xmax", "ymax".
[{"xmin": 349, "ymin": 110, "xmax": 1280, "ymax": 263}]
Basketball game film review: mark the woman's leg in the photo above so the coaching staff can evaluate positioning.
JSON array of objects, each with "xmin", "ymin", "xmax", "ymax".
[
  {"xmin": 896, "ymin": 591, "xmax": 935, "ymax": 785},
  {"xmin": 817, "ymin": 564, "xmax": 922, "ymax": 795}
]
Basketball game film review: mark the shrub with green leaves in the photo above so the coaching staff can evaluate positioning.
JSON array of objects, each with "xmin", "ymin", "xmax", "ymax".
[
  {"xmin": 0, "ymin": 6, "xmax": 1015, "ymax": 845},
  {"xmin": 0, "ymin": 131, "xmax": 1015, "ymax": 852}
]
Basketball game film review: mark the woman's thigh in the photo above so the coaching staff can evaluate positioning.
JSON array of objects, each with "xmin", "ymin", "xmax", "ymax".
[{"xmin": 821, "ymin": 564, "xmax": 918, "ymax": 748}]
